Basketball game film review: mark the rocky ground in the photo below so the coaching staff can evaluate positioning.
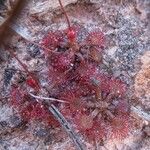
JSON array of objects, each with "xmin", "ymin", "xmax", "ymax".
[{"xmin": 0, "ymin": 0, "xmax": 149, "ymax": 150}]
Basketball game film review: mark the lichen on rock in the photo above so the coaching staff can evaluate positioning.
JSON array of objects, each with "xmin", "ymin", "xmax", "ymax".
[{"xmin": 134, "ymin": 51, "xmax": 150, "ymax": 110}]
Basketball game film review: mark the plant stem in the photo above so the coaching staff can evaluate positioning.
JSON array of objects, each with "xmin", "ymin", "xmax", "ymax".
[
  {"xmin": 6, "ymin": 47, "xmax": 40, "ymax": 89},
  {"xmin": 58, "ymin": 0, "xmax": 71, "ymax": 28},
  {"xmin": 6, "ymin": 48, "xmax": 30, "ymax": 74}
]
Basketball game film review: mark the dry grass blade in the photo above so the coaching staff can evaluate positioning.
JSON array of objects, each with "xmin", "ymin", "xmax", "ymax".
[{"xmin": 29, "ymin": 92, "xmax": 69, "ymax": 103}]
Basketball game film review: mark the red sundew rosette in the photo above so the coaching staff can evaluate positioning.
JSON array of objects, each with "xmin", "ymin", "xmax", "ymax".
[
  {"xmin": 20, "ymin": 101, "xmax": 46, "ymax": 121},
  {"xmin": 86, "ymin": 30, "xmax": 105, "ymax": 48},
  {"xmin": 20, "ymin": 101, "xmax": 59, "ymax": 126},
  {"xmin": 47, "ymin": 51, "xmax": 74, "ymax": 73},
  {"xmin": 74, "ymin": 64, "xmax": 114, "ymax": 98},
  {"xmin": 109, "ymin": 113, "xmax": 131, "ymax": 140},
  {"xmin": 41, "ymin": 30, "xmax": 65, "ymax": 54},
  {"xmin": 47, "ymin": 65, "xmax": 71, "ymax": 89},
  {"xmin": 108, "ymin": 97, "xmax": 131, "ymax": 140},
  {"xmin": 75, "ymin": 63, "xmax": 98, "ymax": 86},
  {"xmin": 85, "ymin": 30, "xmax": 105, "ymax": 62},
  {"xmin": 108, "ymin": 78, "xmax": 127, "ymax": 98},
  {"xmin": 59, "ymin": 88, "xmax": 86, "ymax": 112},
  {"xmin": 73, "ymin": 113, "xmax": 107, "ymax": 141}
]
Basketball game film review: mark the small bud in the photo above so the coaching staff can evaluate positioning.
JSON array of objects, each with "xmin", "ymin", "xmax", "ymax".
[
  {"xmin": 86, "ymin": 31, "xmax": 105, "ymax": 47},
  {"xmin": 26, "ymin": 77, "xmax": 39, "ymax": 90},
  {"xmin": 67, "ymin": 28, "xmax": 76, "ymax": 42}
]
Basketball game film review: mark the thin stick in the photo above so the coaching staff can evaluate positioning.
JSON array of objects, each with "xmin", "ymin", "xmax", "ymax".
[
  {"xmin": 49, "ymin": 104, "xmax": 85, "ymax": 150},
  {"xmin": 29, "ymin": 92, "xmax": 68, "ymax": 103},
  {"xmin": 5, "ymin": 47, "xmax": 40, "ymax": 89},
  {"xmin": 58, "ymin": 0, "xmax": 71, "ymax": 28}
]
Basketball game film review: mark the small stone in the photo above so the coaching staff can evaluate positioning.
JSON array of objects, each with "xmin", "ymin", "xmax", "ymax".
[
  {"xmin": 27, "ymin": 43, "xmax": 41, "ymax": 58},
  {"xmin": 34, "ymin": 127, "xmax": 49, "ymax": 138},
  {"xmin": 9, "ymin": 115, "xmax": 22, "ymax": 128},
  {"xmin": 0, "ymin": 121, "xmax": 8, "ymax": 128},
  {"xmin": 134, "ymin": 51, "xmax": 150, "ymax": 109},
  {"xmin": 143, "ymin": 126, "xmax": 150, "ymax": 136},
  {"xmin": 4, "ymin": 68, "xmax": 16, "ymax": 86}
]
